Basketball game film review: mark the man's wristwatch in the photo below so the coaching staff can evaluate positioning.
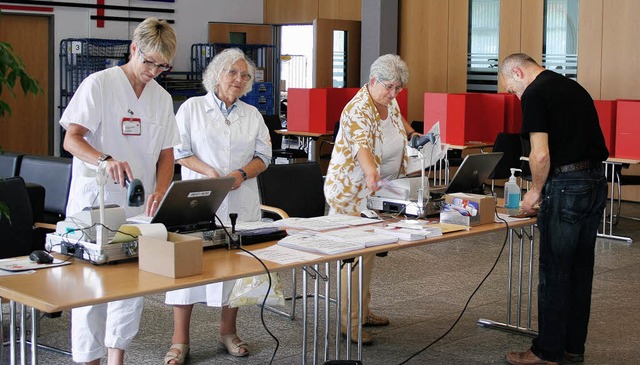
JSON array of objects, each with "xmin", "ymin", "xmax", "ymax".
[
  {"xmin": 237, "ymin": 168, "xmax": 248, "ymax": 181},
  {"xmin": 97, "ymin": 153, "xmax": 112, "ymax": 164}
]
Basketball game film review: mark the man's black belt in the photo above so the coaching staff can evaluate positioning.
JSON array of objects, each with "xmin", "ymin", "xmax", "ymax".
[{"xmin": 553, "ymin": 160, "xmax": 596, "ymax": 175}]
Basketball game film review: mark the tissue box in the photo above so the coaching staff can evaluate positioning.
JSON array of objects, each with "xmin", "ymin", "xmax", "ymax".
[
  {"xmin": 441, "ymin": 193, "xmax": 495, "ymax": 226},
  {"xmin": 138, "ymin": 232, "xmax": 203, "ymax": 278}
]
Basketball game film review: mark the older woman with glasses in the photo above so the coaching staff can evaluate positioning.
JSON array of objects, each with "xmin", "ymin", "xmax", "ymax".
[
  {"xmin": 324, "ymin": 54, "xmax": 417, "ymax": 345},
  {"xmin": 163, "ymin": 48, "xmax": 271, "ymax": 365}
]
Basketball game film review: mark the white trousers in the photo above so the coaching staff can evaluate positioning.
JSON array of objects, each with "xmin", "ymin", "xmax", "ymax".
[
  {"xmin": 71, "ymin": 297, "xmax": 144, "ymax": 363},
  {"xmin": 165, "ymin": 280, "xmax": 235, "ymax": 307}
]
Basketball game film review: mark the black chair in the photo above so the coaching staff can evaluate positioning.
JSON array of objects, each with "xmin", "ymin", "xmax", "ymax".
[
  {"xmin": 257, "ymin": 162, "xmax": 326, "ymax": 319},
  {"xmin": 0, "ymin": 177, "xmax": 42, "ymax": 258},
  {"xmin": 318, "ymin": 121, "xmax": 340, "ymax": 162},
  {"xmin": 18, "ymin": 155, "xmax": 72, "ymax": 225},
  {"xmin": 262, "ymin": 114, "xmax": 308, "ymax": 164},
  {"xmin": 488, "ymin": 132, "xmax": 523, "ymax": 192},
  {"xmin": 258, "ymin": 161, "xmax": 326, "ymax": 220},
  {"xmin": 0, "ymin": 151, "xmax": 24, "ymax": 178}
]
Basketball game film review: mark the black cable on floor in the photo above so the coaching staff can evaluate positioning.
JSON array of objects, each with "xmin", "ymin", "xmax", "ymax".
[
  {"xmin": 214, "ymin": 214, "xmax": 280, "ymax": 365},
  {"xmin": 397, "ymin": 209, "xmax": 511, "ymax": 365}
]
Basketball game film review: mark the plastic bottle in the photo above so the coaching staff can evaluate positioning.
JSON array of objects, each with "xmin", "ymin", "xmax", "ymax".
[{"xmin": 504, "ymin": 168, "xmax": 522, "ymax": 209}]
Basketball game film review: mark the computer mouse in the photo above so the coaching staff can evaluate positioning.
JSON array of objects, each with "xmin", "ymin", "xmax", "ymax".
[
  {"xmin": 29, "ymin": 250, "xmax": 54, "ymax": 264},
  {"xmin": 360, "ymin": 209, "xmax": 380, "ymax": 219}
]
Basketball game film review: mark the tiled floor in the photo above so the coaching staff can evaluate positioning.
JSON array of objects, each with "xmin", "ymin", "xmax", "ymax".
[{"xmin": 4, "ymin": 203, "xmax": 640, "ymax": 364}]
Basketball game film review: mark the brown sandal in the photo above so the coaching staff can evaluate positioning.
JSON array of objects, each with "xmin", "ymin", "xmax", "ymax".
[
  {"xmin": 219, "ymin": 334, "xmax": 249, "ymax": 357},
  {"xmin": 164, "ymin": 343, "xmax": 189, "ymax": 365}
]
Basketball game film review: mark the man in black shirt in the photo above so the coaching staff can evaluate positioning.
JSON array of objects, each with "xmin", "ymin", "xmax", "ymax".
[{"xmin": 498, "ymin": 53, "xmax": 608, "ymax": 365}]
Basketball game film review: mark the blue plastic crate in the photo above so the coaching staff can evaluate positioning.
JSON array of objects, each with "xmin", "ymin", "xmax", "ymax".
[
  {"xmin": 241, "ymin": 95, "xmax": 274, "ymax": 106},
  {"xmin": 251, "ymin": 82, "xmax": 274, "ymax": 95}
]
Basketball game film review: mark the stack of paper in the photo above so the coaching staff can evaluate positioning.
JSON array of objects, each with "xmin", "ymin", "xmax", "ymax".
[
  {"xmin": 373, "ymin": 226, "xmax": 442, "ymax": 241},
  {"xmin": 277, "ymin": 234, "xmax": 364, "ymax": 255}
]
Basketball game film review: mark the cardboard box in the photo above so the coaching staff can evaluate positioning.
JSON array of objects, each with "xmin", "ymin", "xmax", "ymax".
[
  {"xmin": 138, "ymin": 232, "xmax": 203, "ymax": 278},
  {"xmin": 441, "ymin": 193, "xmax": 496, "ymax": 226}
]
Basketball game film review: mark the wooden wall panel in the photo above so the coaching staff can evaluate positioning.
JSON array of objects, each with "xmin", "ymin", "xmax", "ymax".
[
  {"xmin": 0, "ymin": 14, "xmax": 51, "ymax": 155},
  {"xmin": 264, "ymin": 0, "xmax": 318, "ymax": 24},
  {"xmin": 601, "ymin": 0, "xmax": 640, "ymax": 100},
  {"xmin": 319, "ymin": 0, "xmax": 362, "ymax": 21},
  {"xmin": 447, "ymin": 0, "xmax": 469, "ymax": 93},
  {"xmin": 520, "ymin": 0, "xmax": 543, "ymax": 61},
  {"xmin": 208, "ymin": 23, "xmax": 273, "ymax": 44},
  {"xmin": 313, "ymin": 19, "xmax": 361, "ymax": 88},
  {"xmin": 399, "ymin": 0, "xmax": 450, "ymax": 123},
  {"xmin": 577, "ymin": 0, "xmax": 603, "ymax": 100}
]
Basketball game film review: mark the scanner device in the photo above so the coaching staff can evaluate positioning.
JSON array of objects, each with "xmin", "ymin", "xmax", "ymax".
[{"xmin": 125, "ymin": 177, "xmax": 145, "ymax": 207}]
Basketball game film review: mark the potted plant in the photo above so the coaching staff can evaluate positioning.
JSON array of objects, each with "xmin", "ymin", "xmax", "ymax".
[{"xmin": 1, "ymin": 40, "xmax": 43, "ymax": 221}]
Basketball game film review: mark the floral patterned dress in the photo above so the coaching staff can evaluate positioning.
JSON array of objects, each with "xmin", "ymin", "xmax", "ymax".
[{"xmin": 324, "ymin": 84, "xmax": 408, "ymax": 214}]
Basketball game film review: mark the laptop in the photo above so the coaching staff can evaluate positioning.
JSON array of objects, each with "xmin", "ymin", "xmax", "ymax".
[
  {"xmin": 129, "ymin": 177, "xmax": 234, "ymax": 232},
  {"xmin": 434, "ymin": 152, "xmax": 504, "ymax": 195}
]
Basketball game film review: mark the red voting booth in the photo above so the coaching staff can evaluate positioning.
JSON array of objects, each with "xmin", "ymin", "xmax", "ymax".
[
  {"xmin": 423, "ymin": 92, "xmax": 512, "ymax": 145},
  {"xmin": 615, "ymin": 100, "xmax": 640, "ymax": 159},
  {"xmin": 287, "ymin": 87, "xmax": 408, "ymax": 133},
  {"xmin": 594, "ymin": 100, "xmax": 617, "ymax": 155}
]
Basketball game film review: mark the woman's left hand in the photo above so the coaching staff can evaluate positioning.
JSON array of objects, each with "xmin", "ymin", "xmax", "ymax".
[{"xmin": 146, "ymin": 191, "xmax": 165, "ymax": 217}]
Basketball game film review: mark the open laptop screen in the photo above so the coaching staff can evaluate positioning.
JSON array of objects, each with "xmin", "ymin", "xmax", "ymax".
[
  {"xmin": 148, "ymin": 177, "xmax": 234, "ymax": 232},
  {"xmin": 444, "ymin": 152, "xmax": 503, "ymax": 194}
]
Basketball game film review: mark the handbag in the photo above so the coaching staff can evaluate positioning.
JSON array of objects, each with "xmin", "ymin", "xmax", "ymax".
[{"xmin": 228, "ymin": 272, "xmax": 285, "ymax": 308}]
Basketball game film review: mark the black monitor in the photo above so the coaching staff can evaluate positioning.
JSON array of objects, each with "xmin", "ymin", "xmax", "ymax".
[
  {"xmin": 444, "ymin": 152, "xmax": 504, "ymax": 194},
  {"xmin": 149, "ymin": 177, "xmax": 234, "ymax": 232}
]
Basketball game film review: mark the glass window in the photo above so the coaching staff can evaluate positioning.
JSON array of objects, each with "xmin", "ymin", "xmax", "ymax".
[
  {"xmin": 332, "ymin": 30, "xmax": 347, "ymax": 88},
  {"xmin": 467, "ymin": 0, "xmax": 500, "ymax": 93},
  {"xmin": 543, "ymin": 0, "xmax": 579, "ymax": 79}
]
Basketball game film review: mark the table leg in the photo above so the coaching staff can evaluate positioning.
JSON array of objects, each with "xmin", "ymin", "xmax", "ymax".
[
  {"xmin": 301, "ymin": 266, "xmax": 308, "ymax": 365},
  {"xmin": 30, "ymin": 307, "xmax": 38, "ymax": 365},
  {"xmin": 9, "ymin": 300, "xmax": 16, "ymax": 365},
  {"xmin": 19, "ymin": 304, "xmax": 25, "ymax": 365},
  {"xmin": 598, "ymin": 161, "xmax": 633, "ymax": 243},
  {"xmin": 477, "ymin": 225, "xmax": 538, "ymax": 336}
]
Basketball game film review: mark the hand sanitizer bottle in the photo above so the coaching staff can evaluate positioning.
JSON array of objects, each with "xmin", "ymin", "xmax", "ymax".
[{"xmin": 504, "ymin": 168, "xmax": 522, "ymax": 209}]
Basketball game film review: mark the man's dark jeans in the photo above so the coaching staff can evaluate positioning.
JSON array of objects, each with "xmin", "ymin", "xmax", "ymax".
[{"xmin": 531, "ymin": 166, "xmax": 607, "ymax": 362}]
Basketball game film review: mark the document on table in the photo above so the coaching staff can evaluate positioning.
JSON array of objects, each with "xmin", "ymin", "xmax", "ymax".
[
  {"xmin": 240, "ymin": 245, "xmax": 322, "ymax": 265},
  {"xmin": 277, "ymin": 233, "xmax": 365, "ymax": 255}
]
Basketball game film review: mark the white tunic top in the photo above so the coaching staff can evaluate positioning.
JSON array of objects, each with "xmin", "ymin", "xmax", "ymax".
[
  {"xmin": 166, "ymin": 92, "xmax": 272, "ymax": 306},
  {"xmin": 60, "ymin": 66, "xmax": 180, "ymax": 217}
]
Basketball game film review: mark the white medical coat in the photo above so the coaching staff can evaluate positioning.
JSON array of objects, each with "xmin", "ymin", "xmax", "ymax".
[
  {"xmin": 60, "ymin": 66, "xmax": 180, "ymax": 217},
  {"xmin": 166, "ymin": 92, "xmax": 272, "ymax": 306}
]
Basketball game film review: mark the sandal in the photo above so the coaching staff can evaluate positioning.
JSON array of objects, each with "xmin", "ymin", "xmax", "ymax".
[
  {"xmin": 219, "ymin": 334, "xmax": 249, "ymax": 357},
  {"xmin": 164, "ymin": 343, "xmax": 190, "ymax": 365}
]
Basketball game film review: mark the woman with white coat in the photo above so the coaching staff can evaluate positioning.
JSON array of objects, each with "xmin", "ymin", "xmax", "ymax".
[{"xmin": 163, "ymin": 48, "xmax": 272, "ymax": 365}]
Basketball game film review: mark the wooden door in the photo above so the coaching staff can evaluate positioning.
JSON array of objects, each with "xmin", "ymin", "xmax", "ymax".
[
  {"xmin": 0, "ymin": 13, "xmax": 52, "ymax": 155},
  {"xmin": 313, "ymin": 18, "xmax": 361, "ymax": 88}
]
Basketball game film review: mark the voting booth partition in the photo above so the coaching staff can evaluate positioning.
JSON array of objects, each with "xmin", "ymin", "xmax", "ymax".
[{"xmin": 287, "ymin": 88, "xmax": 408, "ymax": 133}]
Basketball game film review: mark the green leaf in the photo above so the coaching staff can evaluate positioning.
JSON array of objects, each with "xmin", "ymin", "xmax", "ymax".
[{"xmin": 0, "ymin": 202, "xmax": 11, "ymax": 225}]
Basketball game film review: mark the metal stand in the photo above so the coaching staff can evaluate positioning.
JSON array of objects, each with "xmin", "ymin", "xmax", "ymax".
[
  {"xmin": 598, "ymin": 161, "xmax": 633, "ymax": 243},
  {"xmin": 478, "ymin": 225, "xmax": 538, "ymax": 336}
]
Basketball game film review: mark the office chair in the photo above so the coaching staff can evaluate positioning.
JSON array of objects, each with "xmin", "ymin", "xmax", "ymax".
[
  {"xmin": 0, "ymin": 177, "xmax": 41, "ymax": 258},
  {"xmin": 18, "ymin": 155, "xmax": 73, "ymax": 250},
  {"xmin": 262, "ymin": 114, "xmax": 308, "ymax": 164},
  {"xmin": 488, "ymin": 132, "xmax": 523, "ymax": 192},
  {"xmin": 318, "ymin": 121, "xmax": 340, "ymax": 162},
  {"xmin": 257, "ymin": 162, "xmax": 326, "ymax": 319},
  {"xmin": 0, "ymin": 151, "xmax": 24, "ymax": 178}
]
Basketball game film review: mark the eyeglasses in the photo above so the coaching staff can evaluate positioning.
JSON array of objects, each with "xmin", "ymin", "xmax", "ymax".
[
  {"xmin": 377, "ymin": 79, "xmax": 403, "ymax": 93},
  {"xmin": 225, "ymin": 68, "xmax": 252, "ymax": 82},
  {"xmin": 138, "ymin": 50, "xmax": 173, "ymax": 72}
]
